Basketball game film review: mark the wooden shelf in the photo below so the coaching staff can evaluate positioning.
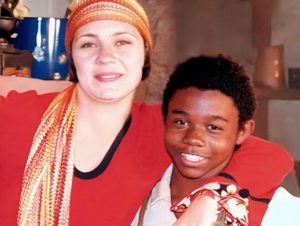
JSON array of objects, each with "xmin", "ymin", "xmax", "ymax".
[
  {"xmin": 255, "ymin": 86, "xmax": 300, "ymax": 100},
  {"xmin": 253, "ymin": 85, "xmax": 300, "ymax": 139}
]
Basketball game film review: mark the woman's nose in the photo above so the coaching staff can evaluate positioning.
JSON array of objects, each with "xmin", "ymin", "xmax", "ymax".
[
  {"xmin": 182, "ymin": 127, "xmax": 205, "ymax": 147},
  {"xmin": 96, "ymin": 45, "xmax": 116, "ymax": 65}
]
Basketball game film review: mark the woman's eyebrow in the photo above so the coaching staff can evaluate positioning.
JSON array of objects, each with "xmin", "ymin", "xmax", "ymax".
[{"xmin": 75, "ymin": 33, "xmax": 97, "ymax": 41}]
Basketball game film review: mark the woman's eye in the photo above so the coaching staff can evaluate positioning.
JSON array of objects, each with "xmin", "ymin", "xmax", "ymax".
[
  {"xmin": 80, "ymin": 42, "xmax": 96, "ymax": 48},
  {"xmin": 116, "ymin": 40, "xmax": 131, "ymax": 46}
]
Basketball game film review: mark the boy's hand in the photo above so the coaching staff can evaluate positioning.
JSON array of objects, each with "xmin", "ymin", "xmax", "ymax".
[{"xmin": 172, "ymin": 195, "xmax": 218, "ymax": 226}]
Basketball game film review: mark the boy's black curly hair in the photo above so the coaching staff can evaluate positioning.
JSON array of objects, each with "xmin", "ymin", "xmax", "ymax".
[{"xmin": 162, "ymin": 54, "xmax": 256, "ymax": 128}]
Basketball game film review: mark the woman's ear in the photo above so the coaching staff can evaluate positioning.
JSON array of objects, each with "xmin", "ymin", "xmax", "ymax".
[{"xmin": 236, "ymin": 119, "xmax": 255, "ymax": 145}]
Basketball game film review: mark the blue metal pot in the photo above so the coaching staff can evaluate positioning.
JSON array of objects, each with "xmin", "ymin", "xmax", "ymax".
[{"xmin": 12, "ymin": 17, "xmax": 69, "ymax": 80}]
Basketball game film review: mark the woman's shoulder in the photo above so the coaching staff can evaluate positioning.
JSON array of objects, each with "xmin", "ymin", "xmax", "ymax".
[
  {"xmin": 132, "ymin": 103, "xmax": 163, "ymax": 127},
  {"xmin": 132, "ymin": 101, "xmax": 162, "ymax": 113},
  {"xmin": 1, "ymin": 89, "xmax": 57, "ymax": 106},
  {"xmin": 0, "ymin": 76, "xmax": 70, "ymax": 112},
  {"xmin": 132, "ymin": 102, "xmax": 163, "ymax": 121},
  {"xmin": 0, "ymin": 76, "xmax": 72, "ymax": 97},
  {"xmin": 0, "ymin": 90, "xmax": 58, "ymax": 121}
]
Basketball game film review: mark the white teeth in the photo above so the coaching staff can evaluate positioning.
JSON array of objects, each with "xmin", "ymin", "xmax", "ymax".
[
  {"xmin": 101, "ymin": 75, "xmax": 117, "ymax": 78},
  {"xmin": 96, "ymin": 74, "xmax": 121, "ymax": 79},
  {"xmin": 181, "ymin": 153, "xmax": 204, "ymax": 162}
]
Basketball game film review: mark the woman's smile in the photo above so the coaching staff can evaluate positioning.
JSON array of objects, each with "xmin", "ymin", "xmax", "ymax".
[{"xmin": 94, "ymin": 72, "xmax": 123, "ymax": 82}]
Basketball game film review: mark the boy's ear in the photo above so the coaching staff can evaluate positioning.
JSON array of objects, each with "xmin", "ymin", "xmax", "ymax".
[{"xmin": 236, "ymin": 119, "xmax": 255, "ymax": 145}]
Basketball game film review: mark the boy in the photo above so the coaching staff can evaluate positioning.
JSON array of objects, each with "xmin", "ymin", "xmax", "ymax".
[{"xmin": 132, "ymin": 54, "xmax": 267, "ymax": 225}]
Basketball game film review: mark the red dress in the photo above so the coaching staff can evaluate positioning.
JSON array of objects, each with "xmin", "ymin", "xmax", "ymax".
[{"xmin": 0, "ymin": 91, "xmax": 293, "ymax": 225}]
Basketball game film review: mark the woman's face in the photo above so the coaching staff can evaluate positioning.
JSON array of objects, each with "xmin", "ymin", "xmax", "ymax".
[{"xmin": 72, "ymin": 20, "xmax": 145, "ymax": 103}]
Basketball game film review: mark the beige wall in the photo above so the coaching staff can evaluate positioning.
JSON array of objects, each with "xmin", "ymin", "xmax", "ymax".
[{"xmin": 272, "ymin": 0, "xmax": 300, "ymax": 84}]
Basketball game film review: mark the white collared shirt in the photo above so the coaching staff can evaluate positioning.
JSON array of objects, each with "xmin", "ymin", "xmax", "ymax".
[{"xmin": 131, "ymin": 165, "xmax": 177, "ymax": 226}]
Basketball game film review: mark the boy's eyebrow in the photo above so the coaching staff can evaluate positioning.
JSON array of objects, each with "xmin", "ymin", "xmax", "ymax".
[
  {"xmin": 209, "ymin": 115, "xmax": 229, "ymax": 123},
  {"xmin": 171, "ymin": 109, "xmax": 230, "ymax": 123},
  {"xmin": 171, "ymin": 109, "xmax": 188, "ymax": 115}
]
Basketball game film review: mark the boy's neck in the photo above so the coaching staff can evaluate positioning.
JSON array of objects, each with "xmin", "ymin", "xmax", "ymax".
[
  {"xmin": 170, "ymin": 157, "xmax": 232, "ymax": 204},
  {"xmin": 170, "ymin": 170, "xmax": 205, "ymax": 205}
]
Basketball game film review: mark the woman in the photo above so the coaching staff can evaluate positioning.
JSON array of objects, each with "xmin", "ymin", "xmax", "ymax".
[{"xmin": 0, "ymin": 0, "xmax": 293, "ymax": 225}]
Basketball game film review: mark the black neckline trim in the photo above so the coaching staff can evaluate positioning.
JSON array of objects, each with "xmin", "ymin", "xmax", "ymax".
[
  {"xmin": 219, "ymin": 172, "xmax": 270, "ymax": 204},
  {"xmin": 74, "ymin": 115, "xmax": 132, "ymax": 180}
]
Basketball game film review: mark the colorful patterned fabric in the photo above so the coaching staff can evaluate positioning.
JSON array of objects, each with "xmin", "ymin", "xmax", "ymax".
[
  {"xmin": 171, "ymin": 182, "xmax": 249, "ymax": 226},
  {"xmin": 65, "ymin": 0, "xmax": 152, "ymax": 59},
  {"xmin": 17, "ymin": 85, "xmax": 77, "ymax": 226}
]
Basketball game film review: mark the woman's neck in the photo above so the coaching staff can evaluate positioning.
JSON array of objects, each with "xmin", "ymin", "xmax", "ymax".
[
  {"xmin": 75, "ymin": 85, "xmax": 134, "ymax": 124},
  {"xmin": 73, "ymin": 85, "xmax": 134, "ymax": 172}
]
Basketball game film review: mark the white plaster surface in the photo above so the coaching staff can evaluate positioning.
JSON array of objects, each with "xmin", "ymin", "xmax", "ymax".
[
  {"xmin": 24, "ymin": 0, "xmax": 69, "ymax": 18},
  {"xmin": 268, "ymin": 100, "xmax": 300, "ymax": 161}
]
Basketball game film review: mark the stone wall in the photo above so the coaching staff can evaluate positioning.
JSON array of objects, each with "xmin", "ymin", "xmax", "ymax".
[{"xmin": 136, "ymin": 0, "xmax": 177, "ymax": 103}]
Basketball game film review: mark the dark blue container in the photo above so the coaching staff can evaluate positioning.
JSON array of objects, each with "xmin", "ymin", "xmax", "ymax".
[{"xmin": 12, "ymin": 17, "xmax": 69, "ymax": 80}]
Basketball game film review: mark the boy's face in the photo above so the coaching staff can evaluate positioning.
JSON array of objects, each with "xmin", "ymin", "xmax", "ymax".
[{"xmin": 165, "ymin": 87, "xmax": 249, "ymax": 182}]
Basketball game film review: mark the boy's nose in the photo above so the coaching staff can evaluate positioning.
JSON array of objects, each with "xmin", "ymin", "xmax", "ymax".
[{"xmin": 182, "ymin": 127, "xmax": 205, "ymax": 147}]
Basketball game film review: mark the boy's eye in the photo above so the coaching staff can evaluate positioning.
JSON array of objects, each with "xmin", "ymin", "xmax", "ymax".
[
  {"xmin": 174, "ymin": 119, "xmax": 188, "ymax": 126},
  {"xmin": 207, "ymin": 124, "xmax": 219, "ymax": 130}
]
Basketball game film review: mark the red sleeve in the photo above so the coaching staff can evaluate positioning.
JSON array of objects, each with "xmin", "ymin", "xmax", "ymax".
[
  {"xmin": 223, "ymin": 135, "xmax": 294, "ymax": 198},
  {"xmin": 216, "ymin": 135, "xmax": 293, "ymax": 225},
  {"xmin": 0, "ymin": 91, "xmax": 58, "ymax": 225}
]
